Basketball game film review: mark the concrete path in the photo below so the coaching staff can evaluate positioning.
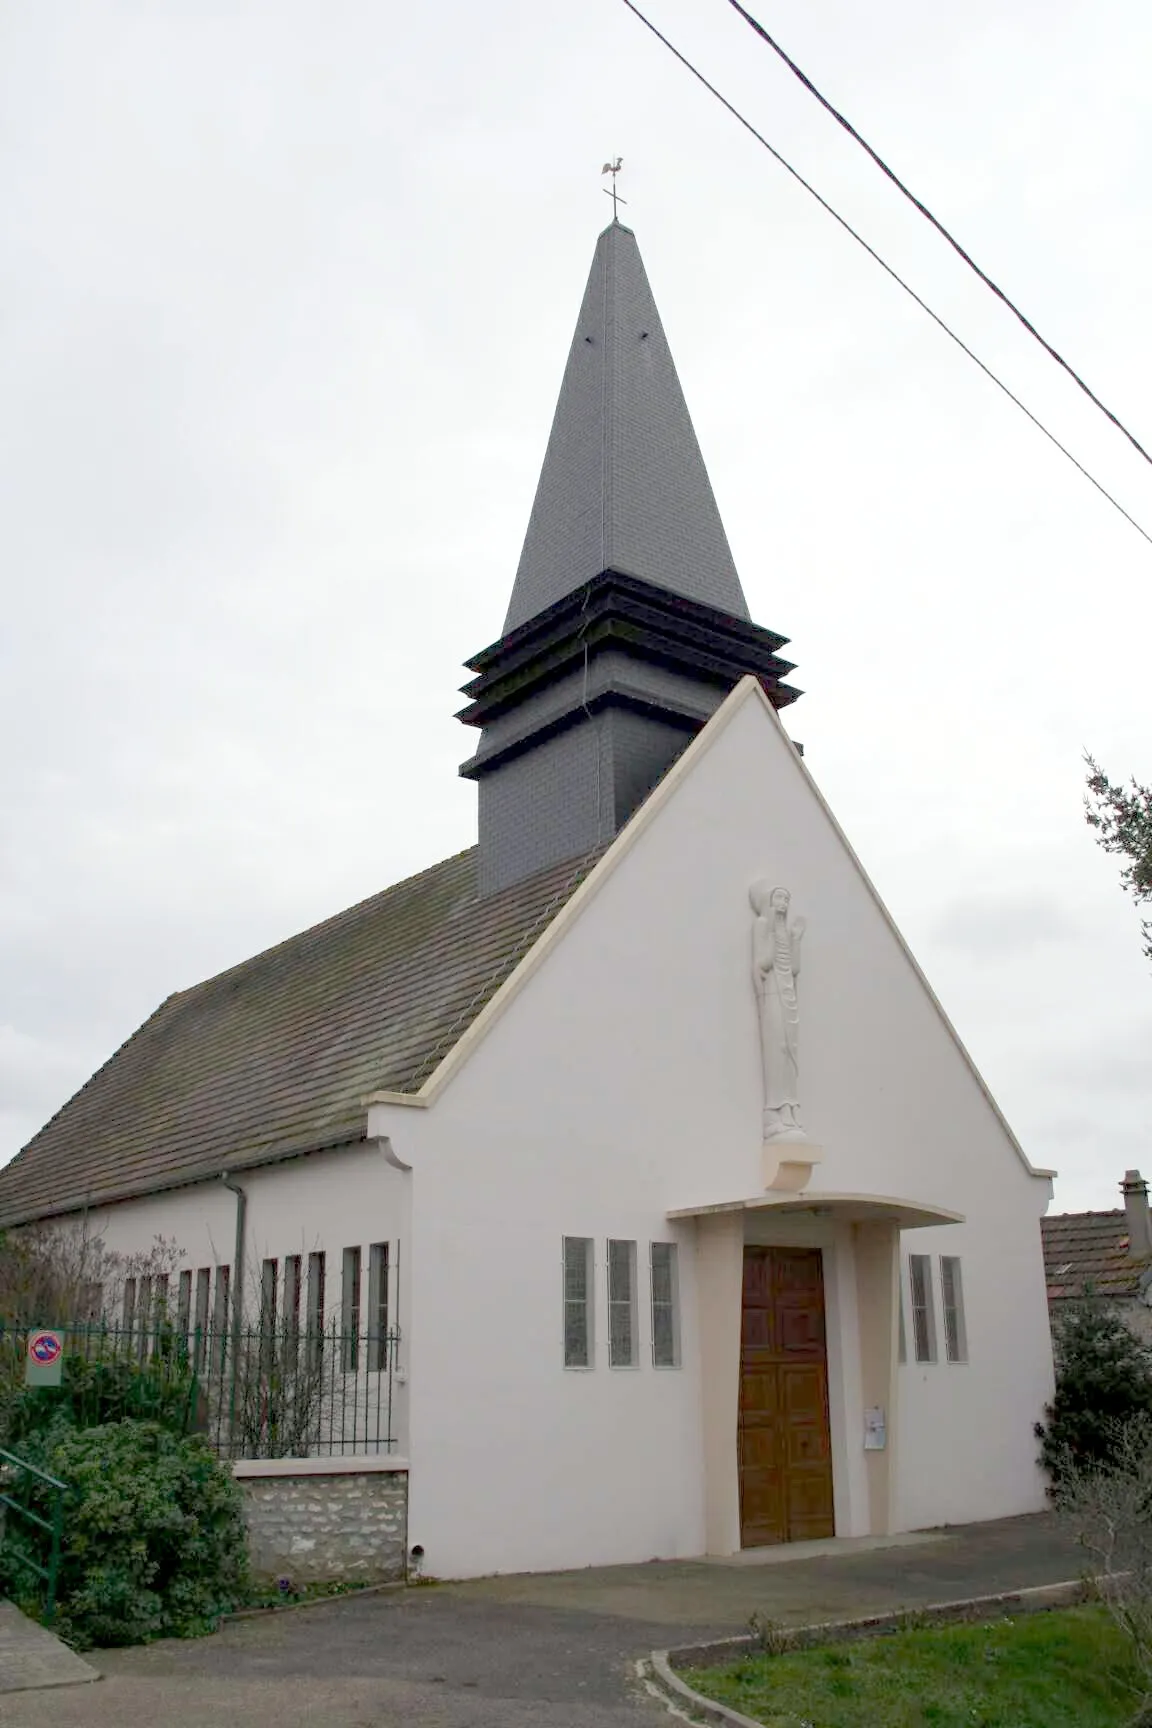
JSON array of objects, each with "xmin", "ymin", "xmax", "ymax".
[
  {"xmin": 0, "ymin": 1514, "xmax": 1084, "ymax": 1728},
  {"xmin": 0, "ymin": 1602, "xmax": 97, "ymax": 1696}
]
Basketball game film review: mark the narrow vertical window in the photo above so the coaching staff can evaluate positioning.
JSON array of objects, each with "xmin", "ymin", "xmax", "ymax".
[
  {"xmin": 650, "ymin": 1242, "xmax": 681, "ymax": 1368},
  {"xmin": 213, "ymin": 1265, "xmax": 230, "ymax": 1330},
  {"xmin": 897, "ymin": 1264, "xmax": 907, "ymax": 1365},
  {"xmin": 153, "ymin": 1274, "xmax": 170, "ymax": 1329},
  {"xmin": 563, "ymin": 1237, "xmax": 594, "ymax": 1368},
  {"xmin": 213, "ymin": 1265, "xmax": 231, "ymax": 1375},
  {"xmin": 367, "ymin": 1243, "xmax": 390, "ymax": 1372},
  {"xmin": 940, "ymin": 1256, "xmax": 968, "ymax": 1363},
  {"xmin": 307, "ymin": 1251, "xmax": 326, "ymax": 1369},
  {"xmin": 908, "ymin": 1254, "xmax": 937, "ymax": 1364},
  {"xmin": 341, "ymin": 1246, "xmax": 361, "ymax": 1372},
  {"xmin": 608, "ymin": 1239, "xmax": 638, "ymax": 1368},
  {"xmin": 260, "ymin": 1258, "xmax": 278, "ymax": 1327},
  {"xmin": 283, "ymin": 1254, "xmax": 302, "ymax": 1341},
  {"xmin": 177, "ymin": 1269, "xmax": 193, "ymax": 1340},
  {"xmin": 193, "ymin": 1268, "xmax": 211, "ymax": 1368}
]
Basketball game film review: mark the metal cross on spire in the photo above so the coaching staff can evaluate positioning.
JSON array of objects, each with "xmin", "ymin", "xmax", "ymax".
[{"xmin": 600, "ymin": 157, "xmax": 626, "ymax": 219}]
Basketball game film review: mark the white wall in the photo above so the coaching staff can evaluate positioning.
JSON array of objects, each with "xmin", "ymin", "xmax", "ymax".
[
  {"xmin": 372, "ymin": 684, "xmax": 1052, "ymax": 1576},
  {"xmin": 65, "ymin": 1144, "xmax": 413, "ymax": 1448}
]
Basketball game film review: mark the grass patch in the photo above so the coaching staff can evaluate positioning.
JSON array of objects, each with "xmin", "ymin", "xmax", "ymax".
[{"xmin": 682, "ymin": 1606, "xmax": 1145, "ymax": 1728}]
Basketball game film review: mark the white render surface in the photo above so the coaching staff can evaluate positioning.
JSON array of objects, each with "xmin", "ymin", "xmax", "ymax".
[
  {"xmin": 74, "ymin": 679, "xmax": 1054, "ymax": 1580},
  {"xmin": 366, "ymin": 679, "xmax": 1054, "ymax": 1577}
]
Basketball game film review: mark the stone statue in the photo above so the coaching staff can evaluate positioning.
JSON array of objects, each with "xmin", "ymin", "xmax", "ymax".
[{"xmin": 749, "ymin": 881, "xmax": 807, "ymax": 1142}]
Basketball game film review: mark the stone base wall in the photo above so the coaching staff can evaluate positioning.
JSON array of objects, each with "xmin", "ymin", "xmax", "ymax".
[{"xmin": 237, "ymin": 1465, "xmax": 408, "ymax": 1584}]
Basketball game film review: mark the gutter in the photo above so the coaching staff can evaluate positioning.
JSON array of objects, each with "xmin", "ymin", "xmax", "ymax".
[{"xmin": 0, "ymin": 1130, "xmax": 365, "ymax": 1231}]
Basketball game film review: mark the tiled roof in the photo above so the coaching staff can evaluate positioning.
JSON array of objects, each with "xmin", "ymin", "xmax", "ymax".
[
  {"xmin": 0, "ymin": 846, "xmax": 600, "ymax": 1227},
  {"xmin": 1041, "ymin": 1209, "xmax": 1151, "ymax": 1302}
]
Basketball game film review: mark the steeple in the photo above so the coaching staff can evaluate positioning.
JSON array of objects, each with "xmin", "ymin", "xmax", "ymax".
[
  {"xmin": 460, "ymin": 221, "xmax": 801, "ymax": 896},
  {"xmin": 503, "ymin": 221, "xmax": 750, "ymax": 632}
]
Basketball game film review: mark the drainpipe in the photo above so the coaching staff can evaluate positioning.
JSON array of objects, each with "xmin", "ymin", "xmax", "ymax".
[{"xmin": 220, "ymin": 1174, "xmax": 248, "ymax": 1451}]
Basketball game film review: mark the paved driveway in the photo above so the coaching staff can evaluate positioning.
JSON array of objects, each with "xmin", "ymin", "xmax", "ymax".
[{"xmin": 3, "ymin": 1515, "xmax": 1082, "ymax": 1728}]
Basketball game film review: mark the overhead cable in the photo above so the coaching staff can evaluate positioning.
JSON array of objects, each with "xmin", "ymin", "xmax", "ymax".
[
  {"xmin": 618, "ymin": 0, "xmax": 1152, "ymax": 551},
  {"xmin": 724, "ymin": 0, "xmax": 1152, "ymax": 471}
]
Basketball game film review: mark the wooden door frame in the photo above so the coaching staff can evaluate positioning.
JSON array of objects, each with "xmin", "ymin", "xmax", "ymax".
[
  {"xmin": 695, "ymin": 1213, "xmax": 902, "ymax": 1554},
  {"xmin": 737, "ymin": 1244, "xmax": 834, "ymax": 1548}
]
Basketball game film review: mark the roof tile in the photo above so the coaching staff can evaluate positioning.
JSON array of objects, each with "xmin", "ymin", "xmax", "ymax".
[
  {"xmin": 0, "ymin": 845, "xmax": 600, "ymax": 1225},
  {"xmin": 1041, "ymin": 1208, "xmax": 1151, "ymax": 1301}
]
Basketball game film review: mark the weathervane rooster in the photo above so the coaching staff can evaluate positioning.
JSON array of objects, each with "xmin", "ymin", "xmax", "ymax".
[{"xmin": 601, "ymin": 157, "xmax": 626, "ymax": 218}]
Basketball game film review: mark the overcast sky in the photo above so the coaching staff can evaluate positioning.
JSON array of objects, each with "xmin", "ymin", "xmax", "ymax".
[{"xmin": 2, "ymin": 0, "xmax": 1149, "ymax": 1213}]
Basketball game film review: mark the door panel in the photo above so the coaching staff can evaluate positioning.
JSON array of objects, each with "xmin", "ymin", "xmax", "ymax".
[{"xmin": 738, "ymin": 1246, "xmax": 835, "ymax": 1547}]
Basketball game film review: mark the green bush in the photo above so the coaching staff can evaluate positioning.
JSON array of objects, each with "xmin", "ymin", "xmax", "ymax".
[
  {"xmin": 1036, "ymin": 1297, "xmax": 1152, "ymax": 1490},
  {"xmin": 1, "ymin": 1335, "xmax": 200, "ymax": 1450},
  {"xmin": 0, "ymin": 1420, "xmax": 248, "ymax": 1648}
]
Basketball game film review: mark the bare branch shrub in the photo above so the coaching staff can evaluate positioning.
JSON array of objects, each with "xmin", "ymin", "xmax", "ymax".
[{"xmin": 1062, "ymin": 1416, "xmax": 1152, "ymax": 1726}]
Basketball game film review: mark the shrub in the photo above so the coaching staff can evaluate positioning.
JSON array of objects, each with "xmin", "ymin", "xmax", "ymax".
[
  {"xmin": 1036, "ymin": 1297, "xmax": 1152, "ymax": 1490},
  {"xmin": 0, "ymin": 1419, "xmax": 248, "ymax": 1648},
  {"xmin": 1, "ymin": 1333, "xmax": 200, "ymax": 1451},
  {"xmin": 1061, "ymin": 1419, "xmax": 1152, "ymax": 1726}
]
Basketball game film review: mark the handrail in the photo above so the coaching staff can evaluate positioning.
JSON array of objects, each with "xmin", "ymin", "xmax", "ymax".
[{"xmin": 0, "ymin": 1446, "xmax": 67, "ymax": 1624}]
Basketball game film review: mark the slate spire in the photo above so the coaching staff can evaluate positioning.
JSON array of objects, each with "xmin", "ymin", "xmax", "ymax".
[
  {"xmin": 504, "ymin": 221, "xmax": 750, "ymax": 632},
  {"xmin": 460, "ymin": 221, "xmax": 800, "ymax": 897}
]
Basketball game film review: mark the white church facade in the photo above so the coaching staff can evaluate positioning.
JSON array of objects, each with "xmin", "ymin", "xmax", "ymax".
[{"xmin": 0, "ymin": 219, "xmax": 1056, "ymax": 1578}]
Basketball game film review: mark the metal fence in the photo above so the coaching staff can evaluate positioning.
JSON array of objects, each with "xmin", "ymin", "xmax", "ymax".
[{"xmin": 0, "ymin": 1317, "xmax": 401, "ymax": 1461}]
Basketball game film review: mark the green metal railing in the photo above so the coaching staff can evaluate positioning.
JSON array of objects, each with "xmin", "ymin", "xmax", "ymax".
[
  {"xmin": 0, "ymin": 1447, "xmax": 67, "ymax": 1624},
  {"xmin": 0, "ymin": 1317, "xmax": 400, "ymax": 1462}
]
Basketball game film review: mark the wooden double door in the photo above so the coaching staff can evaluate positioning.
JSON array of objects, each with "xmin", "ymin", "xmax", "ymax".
[{"xmin": 738, "ymin": 1246, "xmax": 835, "ymax": 1547}]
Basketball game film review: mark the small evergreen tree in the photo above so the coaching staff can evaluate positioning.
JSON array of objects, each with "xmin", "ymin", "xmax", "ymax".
[{"xmin": 1037, "ymin": 1296, "xmax": 1152, "ymax": 1490}]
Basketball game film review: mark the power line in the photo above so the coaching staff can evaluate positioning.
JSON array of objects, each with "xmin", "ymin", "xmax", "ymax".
[
  {"xmin": 725, "ymin": 0, "xmax": 1152, "ymax": 471},
  {"xmin": 618, "ymin": 0, "xmax": 1152, "ymax": 551}
]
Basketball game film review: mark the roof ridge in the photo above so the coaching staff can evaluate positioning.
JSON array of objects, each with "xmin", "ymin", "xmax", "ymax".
[{"xmin": 1043, "ymin": 1207, "xmax": 1125, "ymax": 1222}]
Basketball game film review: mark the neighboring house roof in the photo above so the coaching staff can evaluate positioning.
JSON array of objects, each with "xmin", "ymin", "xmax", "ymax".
[
  {"xmin": 503, "ymin": 221, "xmax": 750, "ymax": 632},
  {"xmin": 1041, "ymin": 1208, "xmax": 1152, "ymax": 1302},
  {"xmin": 0, "ymin": 846, "xmax": 601, "ymax": 1227}
]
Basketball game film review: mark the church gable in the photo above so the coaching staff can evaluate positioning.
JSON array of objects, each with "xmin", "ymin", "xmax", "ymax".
[{"xmin": 423, "ymin": 677, "xmax": 1047, "ymax": 1207}]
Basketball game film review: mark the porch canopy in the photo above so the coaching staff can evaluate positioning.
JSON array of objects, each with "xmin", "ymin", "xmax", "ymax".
[{"xmin": 667, "ymin": 1191, "xmax": 963, "ymax": 1229}]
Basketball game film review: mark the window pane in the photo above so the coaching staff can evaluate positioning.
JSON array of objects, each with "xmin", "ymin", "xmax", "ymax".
[
  {"xmin": 193, "ymin": 1268, "xmax": 211, "ymax": 1369},
  {"xmin": 563, "ymin": 1237, "xmax": 593, "ymax": 1368},
  {"xmin": 608, "ymin": 1239, "xmax": 636, "ymax": 1368},
  {"xmin": 341, "ymin": 1246, "xmax": 362, "ymax": 1373},
  {"xmin": 941, "ymin": 1256, "xmax": 967, "ymax": 1363},
  {"xmin": 283, "ymin": 1255, "xmax": 302, "ymax": 1340},
  {"xmin": 307, "ymin": 1251, "xmax": 326, "ymax": 1372},
  {"xmin": 177, "ymin": 1269, "xmax": 193, "ymax": 1340},
  {"xmin": 213, "ymin": 1265, "xmax": 231, "ymax": 1376},
  {"xmin": 909, "ymin": 1254, "xmax": 937, "ymax": 1364},
  {"xmin": 260, "ymin": 1258, "xmax": 278, "ymax": 1327},
  {"xmin": 651, "ymin": 1242, "xmax": 680, "ymax": 1368},
  {"xmin": 368, "ymin": 1243, "xmax": 389, "ymax": 1372}
]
